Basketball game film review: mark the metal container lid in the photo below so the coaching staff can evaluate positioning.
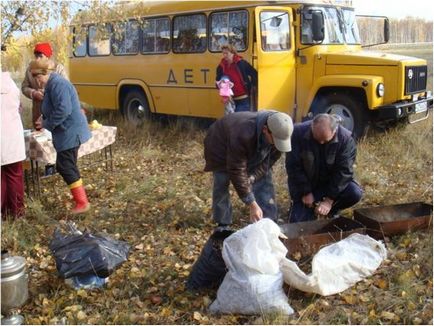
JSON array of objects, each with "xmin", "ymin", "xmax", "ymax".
[{"xmin": 1, "ymin": 250, "xmax": 26, "ymax": 278}]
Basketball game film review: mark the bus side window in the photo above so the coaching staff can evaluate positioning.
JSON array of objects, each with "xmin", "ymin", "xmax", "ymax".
[
  {"xmin": 209, "ymin": 10, "xmax": 248, "ymax": 52},
  {"xmin": 142, "ymin": 17, "xmax": 170, "ymax": 54},
  {"xmin": 173, "ymin": 14, "xmax": 206, "ymax": 53},
  {"xmin": 89, "ymin": 24, "xmax": 111, "ymax": 56},
  {"xmin": 112, "ymin": 20, "xmax": 139, "ymax": 55},
  {"xmin": 73, "ymin": 26, "xmax": 87, "ymax": 57}
]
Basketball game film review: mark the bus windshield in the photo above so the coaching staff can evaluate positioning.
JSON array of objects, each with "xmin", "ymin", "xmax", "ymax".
[{"xmin": 301, "ymin": 6, "xmax": 360, "ymax": 45}]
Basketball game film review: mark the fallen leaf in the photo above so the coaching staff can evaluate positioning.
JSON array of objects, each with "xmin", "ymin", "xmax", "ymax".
[
  {"xmin": 193, "ymin": 311, "xmax": 203, "ymax": 321},
  {"xmin": 374, "ymin": 278, "xmax": 388, "ymax": 289},
  {"xmin": 76, "ymin": 311, "xmax": 87, "ymax": 320},
  {"xmin": 380, "ymin": 311, "xmax": 396, "ymax": 320},
  {"xmin": 150, "ymin": 295, "xmax": 162, "ymax": 305}
]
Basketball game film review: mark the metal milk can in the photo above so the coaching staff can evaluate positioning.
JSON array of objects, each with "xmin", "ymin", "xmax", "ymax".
[{"xmin": 1, "ymin": 250, "xmax": 29, "ymax": 325}]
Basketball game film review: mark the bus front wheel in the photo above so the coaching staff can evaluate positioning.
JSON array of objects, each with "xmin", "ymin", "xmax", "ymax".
[
  {"xmin": 312, "ymin": 93, "xmax": 368, "ymax": 140},
  {"xmin": 122, "ymin": 90, "xmax": 150, "ymax": 127}
]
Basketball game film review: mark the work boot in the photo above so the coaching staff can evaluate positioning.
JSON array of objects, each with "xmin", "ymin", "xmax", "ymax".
[{"xmin": 69, "ymin": 179, "xmax": 90, "ymax": 214}]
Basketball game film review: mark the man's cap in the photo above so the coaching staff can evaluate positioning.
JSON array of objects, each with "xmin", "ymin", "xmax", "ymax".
[
  {"xmin": 34, "ymin": 42, "xmax": 53, "ymax": 58},
  {"xmin": 267, "ymin": 112, "xmax": 294, "ymax": 152}
]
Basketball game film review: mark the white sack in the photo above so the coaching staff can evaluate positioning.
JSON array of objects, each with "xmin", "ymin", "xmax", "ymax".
[
  {"xmin": 209, "ymin": 219, "xmax": 294, "ymax": 315},
  {"xmin": 281, "ymin": 233, "xmax": 387, "ymax": 296}
]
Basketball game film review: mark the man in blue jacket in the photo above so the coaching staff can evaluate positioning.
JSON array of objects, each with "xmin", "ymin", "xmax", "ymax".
[
  {"xmin": 30, "ymin": 57, "xmax": 91, "ymax": 214},
  {"xmin": 285, "ymin": 114, "xmax": 363, "ymax": 222}
]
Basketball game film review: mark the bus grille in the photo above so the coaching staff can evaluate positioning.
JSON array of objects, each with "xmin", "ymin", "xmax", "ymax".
[{"xmin": 405, "ymin": 65, "xmax": 427, "ymax": 95}]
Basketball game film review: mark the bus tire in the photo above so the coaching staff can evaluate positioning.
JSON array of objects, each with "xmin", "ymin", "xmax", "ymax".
[
  {"xmin": 312, "ymin": 93, "xmax": 368, "ymax": 140},
  {"xmin": 122, "ymin": 90, "xmax": 150, "ymax": 127}
]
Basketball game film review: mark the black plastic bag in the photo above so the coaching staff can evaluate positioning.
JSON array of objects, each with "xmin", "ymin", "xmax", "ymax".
[
  {"xmin": 49, "ymin": 223, "xmax": 130, "ymax": 279},
  {"xmin": 186, "ymin": 228, "xmax": 234, "ymax": 290}
]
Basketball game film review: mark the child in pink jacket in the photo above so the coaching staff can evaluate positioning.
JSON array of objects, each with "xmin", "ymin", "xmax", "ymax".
[{"xmin": 216, "ymin": 75, "xmax": 235, "ymax": 115}]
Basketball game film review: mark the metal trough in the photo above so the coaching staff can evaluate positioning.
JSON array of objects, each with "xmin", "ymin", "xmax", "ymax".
[
  {"xmin": 353, "ymin": 202, "xmax": 433, "ymax": 238},
  {"xmin": 280, "ymin": 217, "xmax": 366, "ymax": 258}
]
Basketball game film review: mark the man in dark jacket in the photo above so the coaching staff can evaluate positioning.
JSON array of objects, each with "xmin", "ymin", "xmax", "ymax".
[
  {"xmin": 204, "ymin": 110, "xmax": 293, "ymax": 227},
  {"xmin": 285, "ymin": 114, "xmax": 363, "ymax": 223}
]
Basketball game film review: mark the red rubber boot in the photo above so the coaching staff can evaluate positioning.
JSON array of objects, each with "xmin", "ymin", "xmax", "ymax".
[{"xmin": 70, "ymin": 180, "xmax": 90, "ymax": 214}]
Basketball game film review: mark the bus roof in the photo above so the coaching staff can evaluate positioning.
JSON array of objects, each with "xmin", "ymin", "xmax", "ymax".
[
  {"xmin": 134, "ymin": 1, "xmax": 352, "ymax": 16},
  {"xmin": 71, "ymin": 0, "xmax": 353, "ymax": 24}
]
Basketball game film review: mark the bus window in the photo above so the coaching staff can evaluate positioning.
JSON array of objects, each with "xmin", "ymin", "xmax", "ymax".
[
  {"xmin": 73, "ymin": 26, "xmax": 87, "ymax": 57},
  {"xmin": 209, "ymin": 10, "xmax": 248, "ymax": 52},
  {"xmin": 112, "ymin": 20, "xmax": 140, "ymax": 55},
  {"xmin": 173, "ymin": 14, "xmax": 206, "ymax": 53},
  {"xmin": 89, "ymin": 24, "xmax": 112, "ymax": 56},
  {"xmin": 142, "ymin": 17, "xmax": 170, "ymax": 54},
  {"xmin": 260, "ymin": 11, "xmax": 290, "ymax": 51}
]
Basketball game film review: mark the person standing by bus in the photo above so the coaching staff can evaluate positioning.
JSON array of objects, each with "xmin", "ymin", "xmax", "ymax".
[
  {"xmin": 22, "ymin": 42, "xmax": 67, "ymax": 130},
  {"xmin": 204, "ymin": 110, "xmax": 293, "ymax": 228},
  {"xmin": 1, "ymin": 71, "xmax": 26, "ymax": 218},
  {"xmin": 29, "ymin": 57, "xmax": 91, "ymax": 214},
  {"xmin": 216, "ymin": 44, "xmax": 257, "ymax": 112}
]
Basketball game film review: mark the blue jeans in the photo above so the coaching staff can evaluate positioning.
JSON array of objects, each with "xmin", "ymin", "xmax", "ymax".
[
  {"xmin": 234, "ymin": 97, "xmax": 250, "ymax": 112},
  {"xmin": 212, "ymin": 170, "xmax": 277, "ymax": 225},
  {"xmin": 289, "ymin": 180, "xmax": 363, "ymax": 223}
]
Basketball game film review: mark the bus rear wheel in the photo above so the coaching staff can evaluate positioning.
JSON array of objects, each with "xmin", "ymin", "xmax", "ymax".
[
  {"xmin": 312, "ymin": 93, "xmax": 368, "ymax": 140},
  {"xmin": 122, "ymin": 90, "xmax": 150, "ymax": 127}
]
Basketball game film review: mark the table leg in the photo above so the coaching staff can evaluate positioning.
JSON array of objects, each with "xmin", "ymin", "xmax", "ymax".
[
  {"xmin": 104, "ymin": 146, "xmax": 108, "ymax": 171},
  {"xmin": 35, "ymin": 161, "xmax": 41, "ymax": 198},
  {"xmin": 109, "ymin": 145, "xmax": 113, "ymax": 171},
  {"xmin": 30, "ymin": 160, "xmax": 36, "ymax": 197}
]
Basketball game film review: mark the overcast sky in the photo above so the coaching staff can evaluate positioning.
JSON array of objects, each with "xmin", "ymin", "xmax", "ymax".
[{"xmin": 353, "ymin": 0, "xmax": 433, "ymax": 20}]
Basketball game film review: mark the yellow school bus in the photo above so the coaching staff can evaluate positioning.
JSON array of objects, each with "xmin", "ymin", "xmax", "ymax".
[{"xmin": 69, "ymin": 1, "xmax": 432, "ymax": 138}]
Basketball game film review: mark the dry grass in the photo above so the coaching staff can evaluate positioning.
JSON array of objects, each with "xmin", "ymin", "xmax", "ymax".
[
  {"xmin": 2, "ymin": 44, "xmax": 432, "ymax": 324},
  {"xmin": 1, "ymin": 111, "xmax": 431, "ymax": 325}
]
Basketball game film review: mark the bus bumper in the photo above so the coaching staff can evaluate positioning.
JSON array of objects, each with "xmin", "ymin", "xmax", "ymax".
[{"xmin": 373, "ymin": 93, "xmax": 433, "ymax": 122}]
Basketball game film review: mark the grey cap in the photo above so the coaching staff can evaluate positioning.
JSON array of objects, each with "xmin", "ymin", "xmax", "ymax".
[{"xmin": 267, "ymin": 112, "xmax": 294, "ymax": 152}]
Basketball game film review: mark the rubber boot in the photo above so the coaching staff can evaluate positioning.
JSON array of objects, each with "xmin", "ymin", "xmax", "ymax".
[{"xmin": 69, "ymin": 179, "xmax": 90, "ymax": 214}]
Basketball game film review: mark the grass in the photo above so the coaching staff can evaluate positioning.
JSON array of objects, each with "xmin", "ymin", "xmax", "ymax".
[{"xmin": 1, "ymin": 44, "xmax": 432, "ymax": 324}]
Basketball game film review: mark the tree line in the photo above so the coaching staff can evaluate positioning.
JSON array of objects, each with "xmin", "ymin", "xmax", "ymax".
[{"xmin": 358, "ymin": 17, "xmax": 433, "ymax": 45}]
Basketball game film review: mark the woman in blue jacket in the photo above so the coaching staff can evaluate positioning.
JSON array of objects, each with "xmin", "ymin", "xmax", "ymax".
[{"xmin": 29, "ymin": 57, "xmax": 91, "ymax": 214}]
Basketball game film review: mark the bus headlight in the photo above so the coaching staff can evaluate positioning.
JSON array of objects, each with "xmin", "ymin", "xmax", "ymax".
[{"xmin": 376, "ymin": 83, "xmax": 385, "ymax": 97}]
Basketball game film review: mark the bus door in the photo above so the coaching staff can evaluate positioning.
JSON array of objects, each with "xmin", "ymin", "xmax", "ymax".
[{"xmin": 254, "ymin": 7, "xmax": 296, "ymax": 114}]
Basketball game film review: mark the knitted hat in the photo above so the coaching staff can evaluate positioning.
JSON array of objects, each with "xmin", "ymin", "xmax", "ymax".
[
  {"xmin": 267, "ymin": 112, "xmax": 294, "ymax": 152},
  {"xmin": 34, "ymin": 42, "xmax": 53, "ymax": 58},
  {"xmin": 29, "ymin": 57, "xmax": 55, "ymax": 75}
]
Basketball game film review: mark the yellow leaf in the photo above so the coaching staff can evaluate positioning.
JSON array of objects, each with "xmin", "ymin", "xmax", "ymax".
[
  {"xmin": 193, "ymin": 311, "xmax": 203, "ymax": 321},
  {"xmin": 135, "ymin": 243, "xmax": 144, "ymax": 250},
  {"xmin": 374, "ymin": 278, "xmax": 388, "ymax": 289},
  {"xmin": 342, "ymin": 294, "xmax": 357, "ymax": 305},
  {"xmin": 380, "ymin": 311, "xmax": 396, "ymax": 320},
  {"xmin": 359, "ymin": 294, "xmax": 370, "ymax": 302},
  {"xmin": 77, "ymin": 289, "xmax": 87, "ymax": 298},
  {"xmin": 76, "ymin": 311, "xmax": 87, "ymax": 320},
  {"xmin": 160, "ymin": 307, "xmax": 171, "ymax": 317}
]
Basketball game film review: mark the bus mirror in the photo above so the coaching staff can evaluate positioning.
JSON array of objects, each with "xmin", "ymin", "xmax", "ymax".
[
  {"xmin": 311, "ymin": 11, "xmax": 324, "ymax": 42},
  {"xmin": 384, "ymin": 18, "xmax": 390, "ymax": 43}
]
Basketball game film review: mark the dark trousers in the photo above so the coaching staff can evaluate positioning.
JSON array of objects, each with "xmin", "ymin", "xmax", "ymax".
[
  {"xmin": 234, "ymin": 97, "xmax": 250, "ymax": 112},
  {"xmin": 289, "ymin": 180, "xmax": 363, "ymax": 223},
  {"xmin": 56, "ymin": 147, "xmax": 81, "ymax": 186},
  {"xmin": 212, "ymin": 170, "xmax": 277, "ymax": 225},
  {"xmin": 1, "ymin": 161, "xmax": 25, "ymax": 218}
]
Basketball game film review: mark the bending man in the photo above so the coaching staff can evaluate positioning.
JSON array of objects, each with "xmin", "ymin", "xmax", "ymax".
[
  {"xmin": 204, "ymin": 110, "xmax": 293, "ymax": 227},
  {"xmin": 286, "ymin": 114, "xmax": 363, "ymax": 222}
]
